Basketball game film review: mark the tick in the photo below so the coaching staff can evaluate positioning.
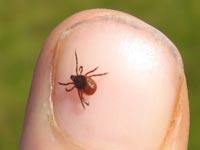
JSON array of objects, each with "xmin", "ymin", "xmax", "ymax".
[{"xmin": 58, "ymin": 51, "xmax": 108, "ymax": 109}]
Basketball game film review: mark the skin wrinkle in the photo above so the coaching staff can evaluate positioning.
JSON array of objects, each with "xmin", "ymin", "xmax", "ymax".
[
  {"xmin": 50, "ymin": 38, "xmax": 85, "ymax": 149},
  {"xmin": 47, "ymin": 14, "xmax": 184, "ymax": 149},
  {"xmin": 160, "ymin": 76, "xmax": 184, "ymax": 149}
]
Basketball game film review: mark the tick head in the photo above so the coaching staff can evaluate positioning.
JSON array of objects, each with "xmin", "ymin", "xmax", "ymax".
[{"xmin": 70, "ymin": 75, "xmax": 76, "ymax": 81}]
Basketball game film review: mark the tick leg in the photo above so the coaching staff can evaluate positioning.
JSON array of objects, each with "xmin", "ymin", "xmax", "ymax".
[
  {"xmin": 85, "ymin": 67, "xmax": 99, "ymax": 76},
  {"xmin": 78, "ymin": 90, "xmax": 86, "ymax": 109},
  {"xmin": 58, "ymin": 82, "xmax": 74, "ymax": 86},
  {"xmin": 75, "ymin": 51, "xmax": 79, "ymax": 75},
  {"xmin": 84, "ymin": 101, "xmax": 90, "ymax": 106},
  {"xmin": 79, "ymin": 66, "xmax": 83, "ymax": 75},
  {"xmin": 65, "ymin": 86, "xmax": 75, "ymax": 92},
  {"xmin": 79, "ymin": 92, "xmax": 89, "ymax": 106},
  {"xmin": 88, "ymin": 72, "xmax": 108, "ymax": 77},
  {"xmin": 58, "ymin": 82, "xmax": 75, "ymax": 92}
]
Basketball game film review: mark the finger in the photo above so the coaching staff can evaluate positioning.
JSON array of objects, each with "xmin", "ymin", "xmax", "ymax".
[{"xmin": 21, "ymin": 9, "xmax": 189, "ymax": 150}]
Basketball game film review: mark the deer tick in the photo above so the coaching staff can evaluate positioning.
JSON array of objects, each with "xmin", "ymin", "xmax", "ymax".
[{"xmin": 58, "ymin": 51, "xmax": 108, "ymax": 109}]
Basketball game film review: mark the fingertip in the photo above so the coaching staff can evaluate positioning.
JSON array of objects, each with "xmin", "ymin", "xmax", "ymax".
[
  {"xmin": 21, "ymin": 8, "xmax": 189, "ymax": 150},
  {"xmin": 52, "ymin": 9, "xmax": 189, "ymax": 149}
]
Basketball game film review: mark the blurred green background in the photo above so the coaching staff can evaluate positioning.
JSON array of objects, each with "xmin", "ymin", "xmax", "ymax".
[{"xmin": 0, "ymin": 0, "xmax": 199, "ymax": 149}]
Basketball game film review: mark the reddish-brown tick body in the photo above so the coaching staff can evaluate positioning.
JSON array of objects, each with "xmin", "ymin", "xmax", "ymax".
[
  {"xmin": 58, "ymin": 51, "xmax": 107, "ymax": 109},
  {"xmin": 70, "ymin": 75, "xmax": 97, "ymax": 95}
]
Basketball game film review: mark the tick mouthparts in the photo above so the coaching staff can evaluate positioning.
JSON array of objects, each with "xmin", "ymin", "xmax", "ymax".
[{"xmin": 70, "ymin": 75, "xmax": 75, "ymax": 80}]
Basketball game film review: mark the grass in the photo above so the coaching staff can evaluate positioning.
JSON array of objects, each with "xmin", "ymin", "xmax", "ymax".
[{"xmin": 0, "ymin": 0, "xmax": 199, "ymax": 149}]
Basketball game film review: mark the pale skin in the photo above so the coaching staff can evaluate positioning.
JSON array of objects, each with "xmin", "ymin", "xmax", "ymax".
[{"xmin": 20, "ymin": 9, "xmax": 189, "ymax": 150}]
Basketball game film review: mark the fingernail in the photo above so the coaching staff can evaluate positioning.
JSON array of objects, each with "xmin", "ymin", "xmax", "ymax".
[{"xmin": 48, "ymin": 9, "xmax": 189, "ymax": 149}]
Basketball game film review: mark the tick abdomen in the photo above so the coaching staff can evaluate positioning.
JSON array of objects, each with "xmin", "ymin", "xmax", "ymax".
[{"xmin": 84, "ymin": 77, "xmax": 97, "ymax": 95}]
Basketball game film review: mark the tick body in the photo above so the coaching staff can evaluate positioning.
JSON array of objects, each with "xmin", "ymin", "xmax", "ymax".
[{"xmin": 58, "ymin": 51, "xmax": 107, "ymax": 109}]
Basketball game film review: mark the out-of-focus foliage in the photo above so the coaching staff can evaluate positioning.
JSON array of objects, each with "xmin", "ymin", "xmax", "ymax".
[{"xmin": 0, "ymin": 0, "xmax": 199, "ymax": 149}]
